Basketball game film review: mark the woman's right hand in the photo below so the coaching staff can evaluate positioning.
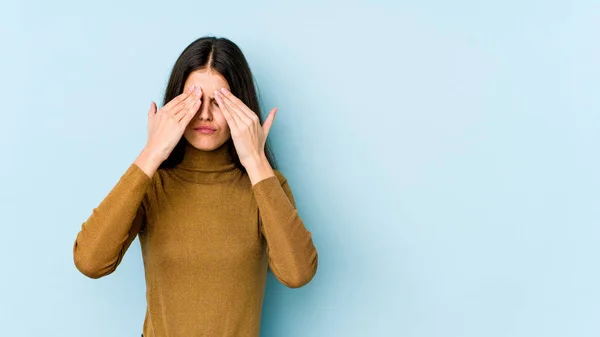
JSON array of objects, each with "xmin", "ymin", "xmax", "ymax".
[
  {"xmin": 145, "ymin": 84, "xmax": 203, "ymax": 162},
  {"xmin": 134, "ymin": 85, "xmax": 202, "ymax": 178}
]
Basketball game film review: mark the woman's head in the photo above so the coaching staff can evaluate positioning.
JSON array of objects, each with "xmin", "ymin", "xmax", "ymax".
[
  {"xmin": 182, "ymin": 68, "xmax": 231, "ymax": 151},
  {"xmin": 159, "ymin": 36, "xmax": 277, "ymax": 171}
]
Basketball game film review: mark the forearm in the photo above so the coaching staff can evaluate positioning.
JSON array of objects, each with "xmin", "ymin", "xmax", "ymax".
[
  {"xmin": 73, "ymin": 163, "xmax": 151, "ymax": 278},
  {"xmin": 251, "ymin": 172, "xmax": 318, "ymax": 288}
]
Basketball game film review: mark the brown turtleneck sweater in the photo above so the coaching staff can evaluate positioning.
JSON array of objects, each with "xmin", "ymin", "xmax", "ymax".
[{"xmin": 72, "ymin": 141, "xmax": 318, "ymax": 337}]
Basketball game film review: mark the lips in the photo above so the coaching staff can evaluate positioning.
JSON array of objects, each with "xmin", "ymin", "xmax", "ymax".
[{"xmin": 194, "ymin": 126, "xmax": 216, "ymax": 131}]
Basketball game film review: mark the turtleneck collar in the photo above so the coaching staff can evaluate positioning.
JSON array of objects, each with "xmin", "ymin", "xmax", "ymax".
[{"xmin": 172, "ymin": 140, "xmax": 243, "ymax": 184}]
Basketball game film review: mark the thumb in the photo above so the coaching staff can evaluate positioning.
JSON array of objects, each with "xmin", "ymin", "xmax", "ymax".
[
  {"xmin": 263, "ymin": 108, "xmax": 278, "ymax": 138},
  {"xmin": 148, "ymin": 101, "xmax": 157, "ymax": 119}
]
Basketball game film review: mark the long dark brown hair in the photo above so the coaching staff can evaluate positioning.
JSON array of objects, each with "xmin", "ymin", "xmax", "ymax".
[{"xmin": 158, "ymin": 36, "xmax": 278, "ymax": 173}]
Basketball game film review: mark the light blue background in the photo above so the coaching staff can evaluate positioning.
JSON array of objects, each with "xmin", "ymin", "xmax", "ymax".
[{"xmin": 1, "ymin": 0, "xmax": 598, "ymax": 336}]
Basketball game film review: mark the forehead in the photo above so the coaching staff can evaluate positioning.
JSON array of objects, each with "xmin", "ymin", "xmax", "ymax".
[{"xmin": 184, "ymin": 69, "xmax": 229, "ymax": 92}]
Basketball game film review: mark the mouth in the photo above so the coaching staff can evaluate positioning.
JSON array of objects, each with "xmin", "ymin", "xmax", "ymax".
[{"xmin": 194, "ymin": 127, "xmax": 216, "ymax": 134}]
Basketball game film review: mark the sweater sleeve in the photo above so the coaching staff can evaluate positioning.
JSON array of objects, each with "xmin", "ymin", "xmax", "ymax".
[
  {"xmin": 251, "ymin": 171, "xmax": 318, "ymax": 288},
  {"xmin": 73, "ymin": 163, "xmax": 153, "ymax": 279}
]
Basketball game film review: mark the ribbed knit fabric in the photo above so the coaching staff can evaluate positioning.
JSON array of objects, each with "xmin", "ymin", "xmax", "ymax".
[{"xmin": 72, "ymin": 141, "xmax": 318, "ymax": 336}]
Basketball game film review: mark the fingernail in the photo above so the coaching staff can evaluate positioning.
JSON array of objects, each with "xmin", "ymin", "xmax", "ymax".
[{"xmin": 221, "ymin": 87, "xmax": 229, "ymax": 94}]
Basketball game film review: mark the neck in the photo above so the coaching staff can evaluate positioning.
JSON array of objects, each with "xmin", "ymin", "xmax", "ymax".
[{"xmin": 172, "ymin": 140, "xmax": 242, "ymax": 183}]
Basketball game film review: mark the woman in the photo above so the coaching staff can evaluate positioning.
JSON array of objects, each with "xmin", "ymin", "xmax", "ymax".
[{"xmin": 72, "ymin": 36, "xmax": 318, "ymax": 337}]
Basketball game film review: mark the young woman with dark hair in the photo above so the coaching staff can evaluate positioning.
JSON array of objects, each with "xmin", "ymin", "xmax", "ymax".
[{"xmin": 72, "ymin": 36, "xmax": 318, "ymax": 337}]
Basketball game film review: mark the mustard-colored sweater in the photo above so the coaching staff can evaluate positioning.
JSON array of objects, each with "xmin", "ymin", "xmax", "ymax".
[{"xmin": 72, "ymin": 141, "xmax": 318, "ymax": 336}]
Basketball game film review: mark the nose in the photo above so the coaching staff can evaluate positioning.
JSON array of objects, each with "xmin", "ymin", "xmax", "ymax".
[{"xmin": 196, "ymin": 97, "xmax": 213, "ymax": 121}]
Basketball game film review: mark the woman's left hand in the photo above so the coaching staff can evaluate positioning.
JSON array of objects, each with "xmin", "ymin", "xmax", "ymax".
[{"xmin": 214, "ymin": 87, "xmax": 278, "ymax": 167}]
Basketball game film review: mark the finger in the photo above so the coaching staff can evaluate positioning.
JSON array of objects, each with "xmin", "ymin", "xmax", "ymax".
[
  {"xmin": 172, "ymin": 86, "xmax": 199, "ymax": 115},
  {"xmin": 162, "ymin": 85, "xmax": 195, "ymax": 113},
  {"xmin": 215, "ymin": 90, "xmax": 246, "ymax": 126},
  {"xmin": 176, "ymin": 93, "xmax": 201, "ymax": 122},
  {"xmin": 219, "ymin": 87, "xmax": 258, "ymax": 122},
  {"xmin": 177, "ymin": 96, "xmax": 201, "ymax": 123},
  {"xmin": 179, "ymin": 99, "xmax": 201, "ymax": 125},
  {"xmin": 214, "ymin": 90, "xmax": 239, "ymax": 130},
  {"xmin": 263, "ymin": 108, "xmax": 278, "ymax": 138},
  {"xmin": 173, "ymin": 87, "xmax": 202, "ymax": 117},
  {"xmin": 217, "ymin": 90, "xmax": 254, "ymax": 125},
  {"xmin": 215, "ymin": 90, "xmax": 244, "ymax": 128},
  {"xmin": 164, "ymin": 87, "xmax": 195, "ymax": 116},
  {"xmin": 148, "ymin": 101, "xmax": 157, "ymax": 119}
]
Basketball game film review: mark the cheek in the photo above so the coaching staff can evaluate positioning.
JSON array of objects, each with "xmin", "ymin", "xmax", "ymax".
[
  {"xmin": 220, "ymin": 122, "xmax": 231, "ymax": 136},
  {"xmin": 213, "ymin": 112, "xmax": 229, "ymax": 129}
]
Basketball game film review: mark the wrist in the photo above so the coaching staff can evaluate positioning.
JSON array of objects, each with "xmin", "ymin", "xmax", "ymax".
[
  {"xmin": 135, "ymin": 148, "xmax": 163, "ymax": 178},
  {"xmin": 244, "ymin": 154, "xmax": 275, "ymax": 186},
  {"xmin": 142, "ymin": 147, "xmax": 167, "ymax": 163},
  {"xmin": 241, "ymin": 152, "xmax": 267, "ymax": 168}
]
